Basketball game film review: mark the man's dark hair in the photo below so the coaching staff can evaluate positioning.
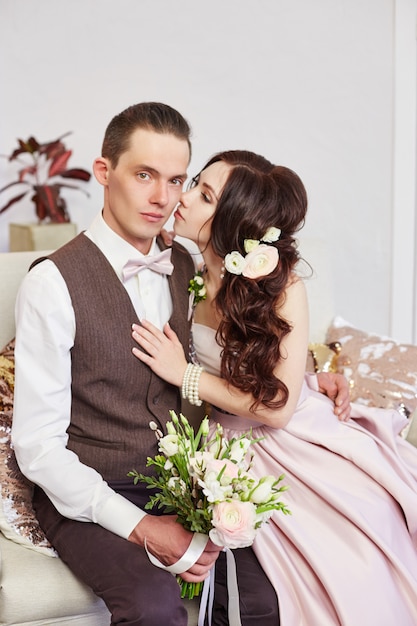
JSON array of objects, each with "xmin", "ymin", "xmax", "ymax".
[{"xmin": 102, "ymin": 102, "xmax": 192, "ymax": 167}]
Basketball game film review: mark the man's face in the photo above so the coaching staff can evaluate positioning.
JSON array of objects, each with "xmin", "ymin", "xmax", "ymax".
[{"xmin": 96, "ymin": 128, "xmax": 189, "ymax": 253}]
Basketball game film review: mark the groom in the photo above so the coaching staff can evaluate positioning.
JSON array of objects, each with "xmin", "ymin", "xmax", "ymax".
[{"xmin": 12, "ymin": 101, "xmax": 350, "ymax": 625}]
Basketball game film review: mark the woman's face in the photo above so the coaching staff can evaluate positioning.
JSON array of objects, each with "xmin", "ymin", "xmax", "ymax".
[{"xmin": 173, "ymin": 160, "xmax": 232, "ymax": 250}]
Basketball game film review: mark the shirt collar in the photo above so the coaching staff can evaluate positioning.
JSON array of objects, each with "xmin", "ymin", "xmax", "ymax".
[{"xmin": 85, "ymin": 211, "xmax": 161, "ymax": 280}]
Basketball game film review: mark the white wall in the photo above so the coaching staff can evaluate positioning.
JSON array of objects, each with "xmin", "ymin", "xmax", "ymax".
[{"xmin": 0, "ymin": 0, "xmax": 416, "ymax": 342}]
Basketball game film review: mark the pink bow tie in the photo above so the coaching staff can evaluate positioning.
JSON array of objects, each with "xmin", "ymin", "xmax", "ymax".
[{"xmin": 122, "ymin": 249, "xmax": 174, "ymax": 282}]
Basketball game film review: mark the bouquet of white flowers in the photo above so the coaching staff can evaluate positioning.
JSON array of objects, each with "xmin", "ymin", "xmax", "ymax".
[{"xmin": 129, "ymin": 410, "xmax": 291, "ymax": 600}]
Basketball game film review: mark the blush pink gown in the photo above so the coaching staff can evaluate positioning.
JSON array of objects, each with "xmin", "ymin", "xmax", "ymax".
[{"xmin": 193, "ymin": 323, "xmax": 417, "ymax": 626}]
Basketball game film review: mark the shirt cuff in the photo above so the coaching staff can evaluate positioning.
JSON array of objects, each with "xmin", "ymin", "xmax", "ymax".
[{"xmin": 95, "ymin": 492, "xmax": 147, "ymax": 539}]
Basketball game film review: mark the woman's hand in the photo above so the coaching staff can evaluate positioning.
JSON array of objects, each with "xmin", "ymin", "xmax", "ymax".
[
  {"xmin": 160, "ymin": 228, "xmax": 174, "ymax": 246},
  {"xmin": 132, "ymin": 320, "xmax": 188, "ymax": 388},
  {"xmin": 316, "ymin": 372, "xmax": 351, "ymax": 421}
]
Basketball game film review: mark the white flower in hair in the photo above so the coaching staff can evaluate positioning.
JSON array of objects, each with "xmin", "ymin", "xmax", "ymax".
[
  {"xmin": 244, "ymin": 239, "xmax": 260, "ymax": 253},
  {"xmin": 224, "ymin": 226, "xmax": 281, "ymax": 279},
  {"xmin": 224, "ymin": 250, "xmax": 246, "ymax": 275},
  {"xmin": 261, "ymin": 227, "xmax": 281, "ymax": 243},
  {"xmin": 242, "ymin": 245, "xmax": 279, "ymax": 279}
]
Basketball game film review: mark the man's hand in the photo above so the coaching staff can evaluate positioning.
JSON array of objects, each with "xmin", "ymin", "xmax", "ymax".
[
  {"xmin": 316, "ymin": 372, "xmax": 351, "ymax": 421},
  {"xmin": 128, "ymin": 514, "xmax": 221, "ymax": 582}
]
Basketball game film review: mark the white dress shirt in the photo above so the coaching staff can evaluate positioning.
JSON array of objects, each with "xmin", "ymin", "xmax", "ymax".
[{"xmin": 12, "ymin": 212, "xmax": 172, "ymax": 539}]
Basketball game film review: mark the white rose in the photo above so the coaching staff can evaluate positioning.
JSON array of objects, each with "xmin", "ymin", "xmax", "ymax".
[
  {"xmin": 262, "ymin": 227, "xmax": 281, "ymax": 243},
  {"xmin": 224, "ymin": 251, "xmax": 245, "ymax": 275}
]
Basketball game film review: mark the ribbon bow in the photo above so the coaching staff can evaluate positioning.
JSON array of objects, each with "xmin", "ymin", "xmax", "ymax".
[{"xmin": 122, "ymin": 249, "xmax": 173, "ymax": 282}]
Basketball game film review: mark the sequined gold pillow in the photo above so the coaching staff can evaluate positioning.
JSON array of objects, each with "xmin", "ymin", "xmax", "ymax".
[
  {"xmin": 0, "ymin": 338, "xmax": 56, "ymax": 556},
  {"xmin": 325, "ymin": 317, "xmax": 417, "ymax": 416}
]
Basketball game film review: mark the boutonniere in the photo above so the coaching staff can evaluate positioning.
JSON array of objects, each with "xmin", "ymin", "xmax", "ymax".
[
  {"xmin": 188, "ymin": 269, "xmax": 207, "ymax": 305},
  {"xmin": 188, "ymin": 267, "xmax": 207, "ymax": 320}
]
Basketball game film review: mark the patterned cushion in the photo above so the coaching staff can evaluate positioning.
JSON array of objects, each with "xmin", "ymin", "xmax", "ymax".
[
  {"xmin": 0, "ymin": 338, "xmax": 56, "ymax": 556},
  {"xmin": 325, "ymin": 317, "xmax": 417, "ymax": 416}
]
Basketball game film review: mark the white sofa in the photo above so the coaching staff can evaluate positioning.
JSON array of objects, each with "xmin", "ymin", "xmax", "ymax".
[{"xmin": 0, "ymin": 243, "xmax": 415, "ymax": 626}]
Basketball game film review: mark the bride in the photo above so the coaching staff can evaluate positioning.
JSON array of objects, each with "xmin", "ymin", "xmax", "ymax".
[{"xmin": 131, "ymin": 149, "xmax": 417, "ymax": 626}]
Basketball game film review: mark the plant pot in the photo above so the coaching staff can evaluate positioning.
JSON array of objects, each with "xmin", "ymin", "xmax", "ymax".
[{"xmin": 9, "ymin": 222, "xmax": 77, "ymax": 252}]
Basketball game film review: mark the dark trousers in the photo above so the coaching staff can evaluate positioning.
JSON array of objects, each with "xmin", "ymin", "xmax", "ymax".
[
  {"xmin": 212, "ymin": 549, "xmax": 280, "ymax": 626},
  {"xmin": 33, "ymin": 485, "xmax": 187, "ymax": 626},
  {"xmin": 34, "ymin": 484, "xmax": 279, "ymax": 625}
]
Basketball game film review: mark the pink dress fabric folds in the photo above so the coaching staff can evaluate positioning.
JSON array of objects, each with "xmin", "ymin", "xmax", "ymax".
[{"xmin": 193, "ymin": 323, "xmax": 417, "ymax": 626}]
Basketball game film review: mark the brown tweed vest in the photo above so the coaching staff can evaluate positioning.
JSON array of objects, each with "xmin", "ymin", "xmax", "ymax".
[{"xmin": 36, "ymin": 233, "xmax": 194, "ymax": 481}]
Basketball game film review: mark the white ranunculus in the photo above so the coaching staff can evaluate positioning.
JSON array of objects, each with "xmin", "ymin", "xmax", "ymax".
[
  {"xmin": 224, "ymin": 251, "xmax": 245, "ymax": 275},
  {"xmin": 242, "ymin": 245, "xmax": 279, "ymax": 279},
  {"xmin": 262, "ymin": 227, "xmax": 281, "ymax": 243},
  {"xmin": 209, "ymin": 501, "xmax": 257, "ymax": 548}
]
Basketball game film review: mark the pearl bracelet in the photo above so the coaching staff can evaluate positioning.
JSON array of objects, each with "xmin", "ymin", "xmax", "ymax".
[
  {"xmin": 181, "ymin": 363, "xmax": 193, "ymax": 400},
  {"xmin": 181, "ymin": 363, "xmax": 204, "ymax": 406}
]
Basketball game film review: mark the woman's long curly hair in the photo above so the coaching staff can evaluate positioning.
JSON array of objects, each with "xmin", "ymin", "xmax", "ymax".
[{"xmin": 200, "ymin": 150, "xmax": 308, "ymax": 411}]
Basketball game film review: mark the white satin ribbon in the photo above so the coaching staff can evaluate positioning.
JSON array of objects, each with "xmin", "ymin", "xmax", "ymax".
[
  {"xmin": 144, "ymin": 532, "xmax": 208, "ymax": 574},
  {"xmin": 198, "ymin": 548, "xmax": 242, "ymax": 626},
  {"xmin": 226, "ymin": 548, "xmax": 242, "ymax": 626},
  {"xmin": 198, "ymin": 572, "xmax": 212, "ymax": 626}
]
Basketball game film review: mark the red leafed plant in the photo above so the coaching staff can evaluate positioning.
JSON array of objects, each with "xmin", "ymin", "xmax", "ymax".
[{"xmin": 0, "ymin": 132, "xmax": 91, "ymax": 223}]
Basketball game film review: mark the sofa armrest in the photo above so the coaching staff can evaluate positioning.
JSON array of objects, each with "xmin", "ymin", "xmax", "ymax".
[{"xmin": 0, "ymin": 250, "xmax": 53, "ymax": 348}]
